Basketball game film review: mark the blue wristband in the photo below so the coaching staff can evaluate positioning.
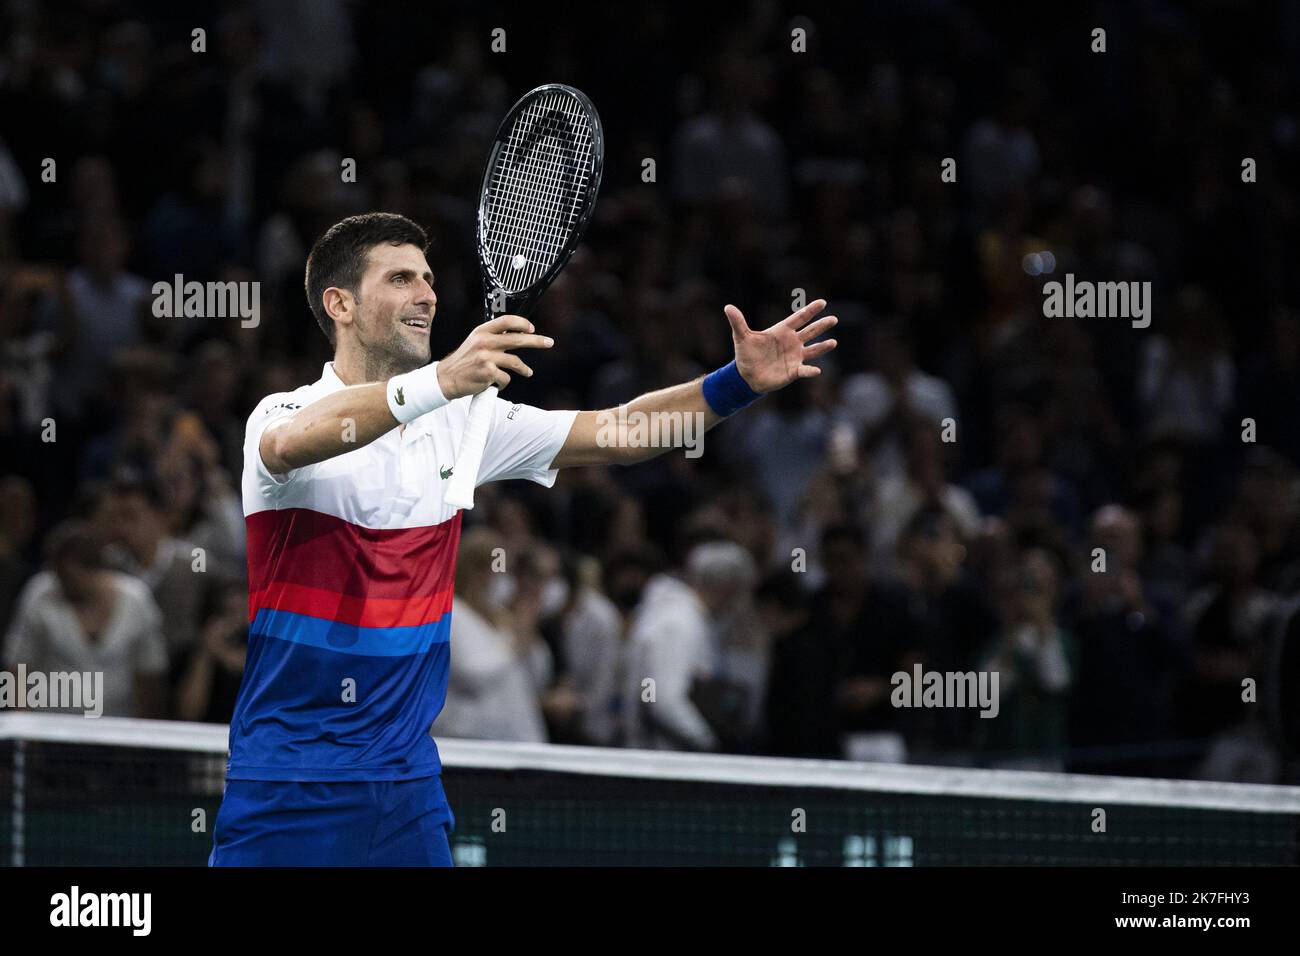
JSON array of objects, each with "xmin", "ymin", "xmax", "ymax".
[{"xmin": 702, "ymin": 361, "xmax": 762, "ymax": 417}]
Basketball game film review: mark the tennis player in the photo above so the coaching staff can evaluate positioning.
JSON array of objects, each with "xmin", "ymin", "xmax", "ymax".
[{"xmin": 208, "ymin": 212, "xmax": 837, "ymax": 866}]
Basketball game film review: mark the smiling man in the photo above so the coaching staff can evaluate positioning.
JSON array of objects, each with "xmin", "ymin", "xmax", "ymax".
[{"xmin": 209, "ymin": 212, "xmax": 837, "ymax": 866}]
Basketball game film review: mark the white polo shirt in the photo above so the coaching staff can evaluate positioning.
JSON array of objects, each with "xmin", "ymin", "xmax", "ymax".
[{"xmin": 226, "ymin": 362, "xmax": 577, "ymax": 781}]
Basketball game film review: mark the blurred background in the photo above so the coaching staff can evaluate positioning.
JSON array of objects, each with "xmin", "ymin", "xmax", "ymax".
[{"xmin": 2, "ymin": 0, "xmax": 1300, "ymax": 785}]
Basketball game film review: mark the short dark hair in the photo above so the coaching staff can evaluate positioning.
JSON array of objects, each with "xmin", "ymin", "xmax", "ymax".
[
  {"xmin": 304, "ymin": 213, "xmax": 429, "ymax": 347},
  {"xmin": 44, "ymin": 520, "xmax": 103, "ymax": 569},
  {"xmin": 107, "ymin": 467, "xmax": 166, "ymax": 512}
]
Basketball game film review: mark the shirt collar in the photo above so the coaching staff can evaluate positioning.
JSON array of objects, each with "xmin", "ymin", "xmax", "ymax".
[{"xmin": 320, "ymin": 362, "xmax": 346, "ymax": 393}]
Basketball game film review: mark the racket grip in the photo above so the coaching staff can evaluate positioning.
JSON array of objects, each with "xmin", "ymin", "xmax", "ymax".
[{"xmin": 445, "ymin": 385, "xmax": 498, "ymax": 510}]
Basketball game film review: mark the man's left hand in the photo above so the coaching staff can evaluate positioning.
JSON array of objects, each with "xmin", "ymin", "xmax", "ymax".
[{"xmin": 726, "ymin": 298, "xmax": 838, "ymax": 393}]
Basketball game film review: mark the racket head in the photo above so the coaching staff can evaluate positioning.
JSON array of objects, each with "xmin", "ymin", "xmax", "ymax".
[{"xmin": 475, "ymin": 83, "xmax": 604, "ymax": 317}]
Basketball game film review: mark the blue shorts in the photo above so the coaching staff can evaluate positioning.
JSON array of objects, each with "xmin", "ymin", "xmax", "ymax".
[{"xmin": 208, "ymin": 776, "xmax": 456, "ymax": 867}]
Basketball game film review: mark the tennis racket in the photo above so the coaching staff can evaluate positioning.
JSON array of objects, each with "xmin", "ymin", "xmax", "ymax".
[{"xmin": 444, "ymin": 83, "xmax": 604, "ymax": 510}]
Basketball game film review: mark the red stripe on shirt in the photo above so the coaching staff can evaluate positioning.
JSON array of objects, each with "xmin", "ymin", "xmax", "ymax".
[
  {"xmin": 245, "ymin": 507, "xmax": 462, "ymax": 620},
  {"xmin": 245, "ymin": 580, "xmax": 454, "ymax": 627}
]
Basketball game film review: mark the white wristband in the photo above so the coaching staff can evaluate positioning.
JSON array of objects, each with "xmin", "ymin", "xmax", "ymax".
[{"xmin": 387, "ymin": 361, "xmax": 450, "ymax": 423}]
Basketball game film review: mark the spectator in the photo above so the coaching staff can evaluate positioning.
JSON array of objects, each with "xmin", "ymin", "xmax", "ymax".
[
  {"xmin": 0, "ymin": 475, "xmax": 38, "ymax": 636},
  {"xmin": 1067, "ymin": 505, "xmax": 1183, "ymax": 776},
  {"xmin": 556, "ymin": 553, "xmax": 625, "ymax": 746},
  {"xmin": 611, "ymin": 545, "xmax": 717, "ymax": 752},
  {"xmin": 672, "ymin": 51, "xmax": 788, "ymax": 219},
  {"xmin": 1176, "ymin": 524, "xmax": 1279, "ymax": 745},
  {"xmin": 0, "ymin": 264, "xmax": 73, "ymax": 438},
  {"xmin": 871, "ymin": 420, "xmax": 981, "ymax": 570},
  {"xmin": 1224, "ymin": 449, "xmax": 1300, "ymax": 595},
  {"xmin": 97, "ymin": 473, "xmax": 212, "ymax": 673},
  {"xmin": 437, "ymin": 528, "xmax": 552, "ymax": 743},
  {"xmin": 1138, "ymin": 286, "xmax": 1234, "ymax": 448},
  {"xmin": 78, "ymin": 348, "xmax": 175, "ymax": 481},
  {"xmin": 182, "ymin": 339, "xmax": 247, "ymax": 477},
  {"xmin": 725, "ymin": 364, "xmax": 834, "ymax": 532},
  {"xmin": 836, "ymin": 318, "xmax": 956, "ymax": 486},
  {"xmin": 770, "ymin": 524, "xmax": 912, "ymax": 758},
  {"xmin": 892, "ymin": 506, "xmax": 999, "ymax": 757},
  {"xmin": 976, "ymin": 548, "xmax": 1077, "ymax": 770},
  {"xmin": 759, "ymin": 565, "xmax": 845, "ymax": 759},
  {"xmin": 1134, "ymin": 484, "xmax": 1192, "ymax": 611},
  {"xmin": 153, "ymin": 422, "xmax": 246, "ymax": 583},
  {"xmin": 2, "ymin": 521, "xmax": 167, "ymax": 717},
  {"xmin": 43, "ymin": 214, "xmax": 149, "ymax": 425},
  {"xmin": 1236, "ymin": 307, "xmax": 1300, "ymax": 468},
  {"xmin": 0, "ymin": 135, "xmax": 29, "ymax": 221},
  {"xmin": 684, "ymin": 539, "xmax": 768, "ymax": 751},
  {"xmin": 962, "ymin": 403, "xmax": 1083, "ymax": 542},
  {"xmin": 961, "ymin": 68, "xmax": 1041, "ymax": 230},
  {"xmin": 174, "ymin": 578, "xmax": 247, "ymax": 723}
]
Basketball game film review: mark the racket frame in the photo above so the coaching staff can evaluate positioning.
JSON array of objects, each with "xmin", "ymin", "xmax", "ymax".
[{"xmin": 445, "ymin": 83, "xmax": 604, "ymax": 511}]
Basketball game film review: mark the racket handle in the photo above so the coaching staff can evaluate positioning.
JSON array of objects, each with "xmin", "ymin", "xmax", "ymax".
[{"xmin": 445, "ymin": 385, "xmax": 498, "ymax": 510}]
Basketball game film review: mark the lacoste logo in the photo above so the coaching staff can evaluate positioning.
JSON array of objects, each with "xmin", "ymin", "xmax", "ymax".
[
  {"xmin": 395, "ymin": 387, "xmax": 406, "ymax": 406},
  {"xmin": 440, "ymin": 465, "xmax": 453, "ymax": 480}
]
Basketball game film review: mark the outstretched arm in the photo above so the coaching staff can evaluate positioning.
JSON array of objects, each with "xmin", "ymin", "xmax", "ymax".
[
  {"xmin": 552, "ymin": 299, "xmax": 837, "ymax": 468},
  {"xmin": 260, "ymin": 315, "xmax": 552, "ymax": 474}
]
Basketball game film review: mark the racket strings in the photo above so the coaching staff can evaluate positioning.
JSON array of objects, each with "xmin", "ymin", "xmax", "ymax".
[
  {"xmin": 493, "ymin": 137, "xmax": 570, "ymax": 278},
  {"xmin": 509, "ymin": 116, "xmax": 585, "ymax": 266},
  {"xmin": 496, "ymin": 93, "xmax": 592, "ymax": 257},
  {"xmin": 484, "ymin": 90, "xmax": 596, "ymax": 293},
  {"xmin": 489, "ymin": 102, "xmax": 589, "ymax": 287}
]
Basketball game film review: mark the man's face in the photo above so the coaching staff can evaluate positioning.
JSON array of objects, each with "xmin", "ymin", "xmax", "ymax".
[{"xmin": 350, "ymin": 242, "xmax": 437, "ymax": 370}]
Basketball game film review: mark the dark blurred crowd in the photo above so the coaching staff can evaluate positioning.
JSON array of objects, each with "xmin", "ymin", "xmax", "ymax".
[{"xmin": 2, "ymin": 1, "xmax": 1300, "ymax": 782}]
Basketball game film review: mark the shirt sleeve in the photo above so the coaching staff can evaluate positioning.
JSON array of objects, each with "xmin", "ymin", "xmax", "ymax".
[
  {"xmin": 245, "ymin": 393, "xmax": 320, "ymax": 494},
  {"xmin": 474, "ymin": 398, "xmax": 579, "ymax": 488}
]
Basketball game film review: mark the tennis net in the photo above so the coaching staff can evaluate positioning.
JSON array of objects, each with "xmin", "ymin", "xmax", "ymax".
[{"xmin": 2, "ymin": 713, "xmax": 1298, "ymax": 866}]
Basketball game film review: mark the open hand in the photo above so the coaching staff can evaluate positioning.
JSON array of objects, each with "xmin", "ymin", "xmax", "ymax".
[{"xmin": 725, "ymin": 299, "xmax": 838, "ymax": 394}]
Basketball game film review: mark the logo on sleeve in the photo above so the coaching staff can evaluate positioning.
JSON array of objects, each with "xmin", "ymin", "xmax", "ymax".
[{"xmin": 395, "ymin": 387, "xmax": 406, "ymax": 406}]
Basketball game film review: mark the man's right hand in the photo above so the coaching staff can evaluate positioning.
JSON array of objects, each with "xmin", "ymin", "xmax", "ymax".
[
  {"xmin": 260, "ymin": 317, "xmax": 555, "ymax": 475},
  {"xmin": 436, "ymin": 315, "xmax": 554, "ymax": 399}
]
